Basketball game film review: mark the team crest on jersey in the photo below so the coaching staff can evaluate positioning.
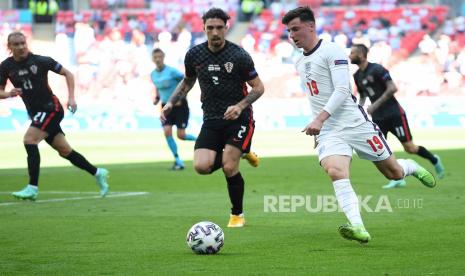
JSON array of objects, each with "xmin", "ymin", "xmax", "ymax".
[
  {"xmin": 224, "ymin": 62, "xmax": 233, "ymax": 73},
  {"xmin": 367, "ymin": 75, "xmax": 374, "ymax": 82},
  {"xmin": 305, "ymin": 62, "xmax": 312, "ymax": 80},
  {"xmin": 30, "ymin": 65, "xmax": 38, "ymax": 74},
  {"xmin": 305, "ymin": 62, "xmax": 311, "ymax": 72}
]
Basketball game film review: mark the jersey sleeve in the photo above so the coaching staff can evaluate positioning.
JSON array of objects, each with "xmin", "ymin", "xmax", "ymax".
[
  {"xmin": 184, "ymin": 50, "xmax": 197, "ymax": 78},
  {"xmin": 239, "ymin": 49, "xmax": 258, "ymax": 81},
  {"xmin": 41, "ymin": 56, "xmax": 62, "ymax": 74},
  {"xmin": 373, "ymin": 64, "xmax": 392, "ymax": 83},
  {"xmin": 0, "ymin": 62, "xmax": 8, "ymax": 87},
  {"xmin": 172, "ymin": 67, "xmax": 184, "ymax": 82},
  {"xmin": 353, "ymin": 73, "xmax": 365, "ymax": 97},
  {"xmin": 326, "ymin": 43, "xmax": 351, "ymax": 94}
]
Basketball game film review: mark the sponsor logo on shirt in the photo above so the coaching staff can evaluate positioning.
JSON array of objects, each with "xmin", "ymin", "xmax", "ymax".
[{"xmin": 208, "ymin": 64, "xmax": 221, "ymax": 71}]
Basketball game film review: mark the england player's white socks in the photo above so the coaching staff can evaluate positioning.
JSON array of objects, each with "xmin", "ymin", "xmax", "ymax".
[
  {"xmin": 333, "ymin": 179, "xmax": 363, "ymax": 226},
  {"xmin": 397, "ymin": 159, "xmax": 417, "ymax": 177}
]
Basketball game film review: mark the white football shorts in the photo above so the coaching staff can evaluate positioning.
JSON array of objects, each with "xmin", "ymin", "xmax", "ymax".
[{"xmin": 316, "ymin": 121, "xmax": 392, "ymax": 162}]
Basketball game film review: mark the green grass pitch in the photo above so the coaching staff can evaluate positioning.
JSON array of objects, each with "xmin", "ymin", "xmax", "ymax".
[{"xmin": 1, "ymin": 130, "xmax": 465, "ymax": 275}]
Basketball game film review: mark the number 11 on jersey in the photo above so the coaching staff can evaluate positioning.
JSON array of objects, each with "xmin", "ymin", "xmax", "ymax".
[{"xmin": 306, "ymin": 80, "xmax": 319, "ymax": 96}]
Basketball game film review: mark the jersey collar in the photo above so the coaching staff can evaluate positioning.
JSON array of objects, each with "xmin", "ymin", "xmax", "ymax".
[{"xmin": 303, "ymin": 39, "xmax": 322, "ymax": 56}]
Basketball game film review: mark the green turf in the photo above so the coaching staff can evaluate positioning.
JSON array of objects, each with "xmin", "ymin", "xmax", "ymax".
[{"xmin": 1, "ymin": 148, "xmax": 464, "ymax": 275}]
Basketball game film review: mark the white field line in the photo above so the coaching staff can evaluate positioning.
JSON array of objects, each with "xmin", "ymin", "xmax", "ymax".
[
  {"xmin": 0, "ymin": 191, "xmax": 142, "ymax": 195},
  {"xmin": 0, "ymin": 191, "xmax": 149, "ymax": 206}
]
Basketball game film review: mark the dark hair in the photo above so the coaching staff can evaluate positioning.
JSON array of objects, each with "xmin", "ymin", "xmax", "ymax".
[
  {"xmin": 352, "ymin": 44, "xmax": 369, "ymax": 58},
  {"xmin": 202, "ymin": 8, "xmax": 230, "ymax": 24},
  {"xmin": 7, "ymin": 31, "xmax": 26, "ymax": 43},
  {"xmin": 282, "ymin": 6, "xmax": 315, "ymax": 25},
  {"xmin": 152, "ymin": 48, "xmax": 164, "ymax": 55}
]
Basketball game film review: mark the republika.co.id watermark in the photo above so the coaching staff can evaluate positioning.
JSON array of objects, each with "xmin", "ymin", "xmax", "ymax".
[{"xmin": 263, "ymin": 195, "xmax": 423, "ymax": 213}]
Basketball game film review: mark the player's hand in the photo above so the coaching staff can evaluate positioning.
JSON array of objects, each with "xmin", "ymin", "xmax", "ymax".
[
  {"xmin": 9, "ymin": 88, "xmax": 22, "ymax": 97},
  {"xmin": 67, "ymin": 98, "xmax": 77, "ymax": 114},
  {"xmin": 160, "ymin": 102, "xmax": 173, "ymax": 122},
  {"xmin": 223, "ymin": 105, "xmax": 242, "ymax": 120},
  {"xmin": 302, "ymin": 119, "xmax": 323, "ymax": 136}
]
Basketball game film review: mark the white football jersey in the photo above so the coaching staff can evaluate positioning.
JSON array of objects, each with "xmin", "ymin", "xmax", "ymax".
[{"xmin": 295, "ymin": 40, "xmax": 367, "ymax": 134}]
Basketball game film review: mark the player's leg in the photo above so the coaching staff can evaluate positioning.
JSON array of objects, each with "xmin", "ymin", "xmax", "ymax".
[
  {"xmin": 48, "ymin": 133, "xmax": 109, "ymax": 197},
  {"xmin": 163, "ymin": 124, "xmax": 183, "ymax": 170},
  {"xmin": 12, "ymin": 126, "xmax": 47, "ymax": 200},
  {"xmin": 401, "ymin": 141, "xmax": 445, "ymax": 179},
  {"xmin": 320, "ymin": 152, "xmax": 371, "ymax": 243},
  {"xmin": 223, "ymin": 120, "xmax": 255, "ymax": 227},
  {"xmin": 351, "ymin": 121, "xmax": 436, "ymax": 188},
  {"xmin": 373, "ymin": 119, "xmax": 404, "ymax": 188},
  {"xmin": 222, "ymin": 144, "xmax": 246, "ymax": 227},
  {"xmin": 175, "ymin": 102, "xmax": 196, "ymax": 141},
  {"xmin": 393, "ymin": 112, "xmax": 444, "ymax": 179},
  {"xmin": 193, "ymin": 124, "xmax": 223, "ymax": 174},
  {"xmin": 374, "ymin": 155, "xmax": 436, "ymax": 188},
  {"xmin": 176, "ymin": 128, "xmax": 197, "ymax": 141}
]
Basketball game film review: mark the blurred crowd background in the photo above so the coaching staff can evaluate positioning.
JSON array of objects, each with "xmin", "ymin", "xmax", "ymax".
[{"xmin": 1, "ymin": 0, "xmax": 465, "ymax": 131}]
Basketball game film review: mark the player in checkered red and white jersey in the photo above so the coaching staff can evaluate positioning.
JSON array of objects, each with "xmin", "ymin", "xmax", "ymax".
[{"xmin": 282, "ymin": 6, "xmax": 437, "ymax": 244}]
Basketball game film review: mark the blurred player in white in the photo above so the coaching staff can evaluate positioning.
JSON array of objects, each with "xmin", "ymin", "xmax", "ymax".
[{"xmin": 282, "ymin": 7, "xmax": 436, "ymax": 244}]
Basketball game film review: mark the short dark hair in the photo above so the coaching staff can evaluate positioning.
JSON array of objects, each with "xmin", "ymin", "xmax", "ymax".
[
  {"xmin": 352, "ymin": 44, "xmax": 369, "ymax": 58},
  {"xmin": 282, "ymin": 6, "xmax": 315, "ymax": 25},
  {"xmin": 202, "ymin": 8, "xmax": 230, "ymax": 25},
  {"xmin": 152, "ymin": 48, "xmax": 164, "ymax": 55},
  {"xmin": 7, "ymin": 31, "xmax": 26, "ymax": 43}
]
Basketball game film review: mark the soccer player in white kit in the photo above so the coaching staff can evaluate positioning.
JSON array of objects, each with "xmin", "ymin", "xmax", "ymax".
[{"xmin": 282, "ymin": 7, "xmax": 436, "ymax": 243}]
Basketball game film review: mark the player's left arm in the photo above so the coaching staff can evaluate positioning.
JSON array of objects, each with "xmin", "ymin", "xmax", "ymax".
[
  {"xmin": 368, "ymin": 68, "xmax": 397, "ymax": 114},
  {"xmin": 224, "ymin": 50, "xmax": 264, "ymax": 120},
  {"xmin": 223, "ymin": 76, "xmax": 264, "ymax": 120},
  {"xmin": 59, "ymin": 66, "xmax": 77, "ymax": 113}
]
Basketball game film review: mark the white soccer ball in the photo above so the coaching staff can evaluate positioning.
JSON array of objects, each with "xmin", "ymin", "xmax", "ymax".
[{"xmin": 186, "ymin": 221, "xmax": 224, "ymax": 254}]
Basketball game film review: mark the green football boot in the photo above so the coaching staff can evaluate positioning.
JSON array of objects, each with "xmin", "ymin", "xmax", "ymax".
[
  {"xmin": 95, "ymin": 168, "xmax": 109, "ymax": 197},
  {"xmin": 338, "ymin": 223, "xmax": 371, "ymax": 244},
  {"xmin": 382, "ymin": 179, "xmax": 407, "ymax": 189},
  {"xmin": 411, "ymin": 160, "xmax": 436, "ymax": 188},
  {"xmin": 12, "ymin": 185, "xmax": 38, "ymax": 201}
]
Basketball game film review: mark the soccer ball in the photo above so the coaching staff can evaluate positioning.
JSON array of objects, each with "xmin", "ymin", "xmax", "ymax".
[{"xmin": 186, "ymin": 221, "xmax": 224, "ymax": 254}]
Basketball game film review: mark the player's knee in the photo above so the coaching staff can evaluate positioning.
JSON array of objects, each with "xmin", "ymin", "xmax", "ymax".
[
  {"xmin": 177, "ymin": 132, "xmax": 185, "ymax": 140},
  {"xmin": 385, "ymin": 166, "xmax": 404, "ymax": 180},
  {"xmin": 222, "ymin": 162, "xmax": 238, "ymax": 176},
  {"xmin": 403, "ymin": 144, "xmax": 417, "ymax": 154},
  {"xmin": 23, "ymin": 136, "xmax": 39, "ymax": 145},
  {"xmin": 194, "ymin": 163, "xmax": 211, "ymax": 175},
  {"xmin": 325, "ymin": 166, "xmax": 346, "ymax": 180},
  {"xmin": 58, "ymin": 148, "xmax": 72, "ymax": 158}
]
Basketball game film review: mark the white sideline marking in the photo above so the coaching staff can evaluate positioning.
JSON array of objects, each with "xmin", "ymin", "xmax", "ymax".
[
  {"xmin": 0, "ymin": 191, "xmax": 149, "ymax": 206},
  {"xmin": 0, "ymin": 191, "xmax": 142, "ymax": 195}
]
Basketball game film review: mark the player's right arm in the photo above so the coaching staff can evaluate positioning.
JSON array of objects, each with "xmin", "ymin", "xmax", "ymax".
[
  {"xmin": 161, "ymin": 51, "xmax": 197, "ymax": 122},
  {"xmin": 353, "ymin": 77, "xmax": 366, "ymax": 106},
  {"xmin": 0, "ymin": 65, "xmax": 22, "ymax": 99},
  {"xmin": 303, "ymin": 43, "xmax": 350, "ymax": 136},
  {"xmin": 160, "ymin": 76, "xmax": 196, "ymax": 122},
  {"xmin": 0, "ymin": 85, "xmax": 22, "ymax": 99}
]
